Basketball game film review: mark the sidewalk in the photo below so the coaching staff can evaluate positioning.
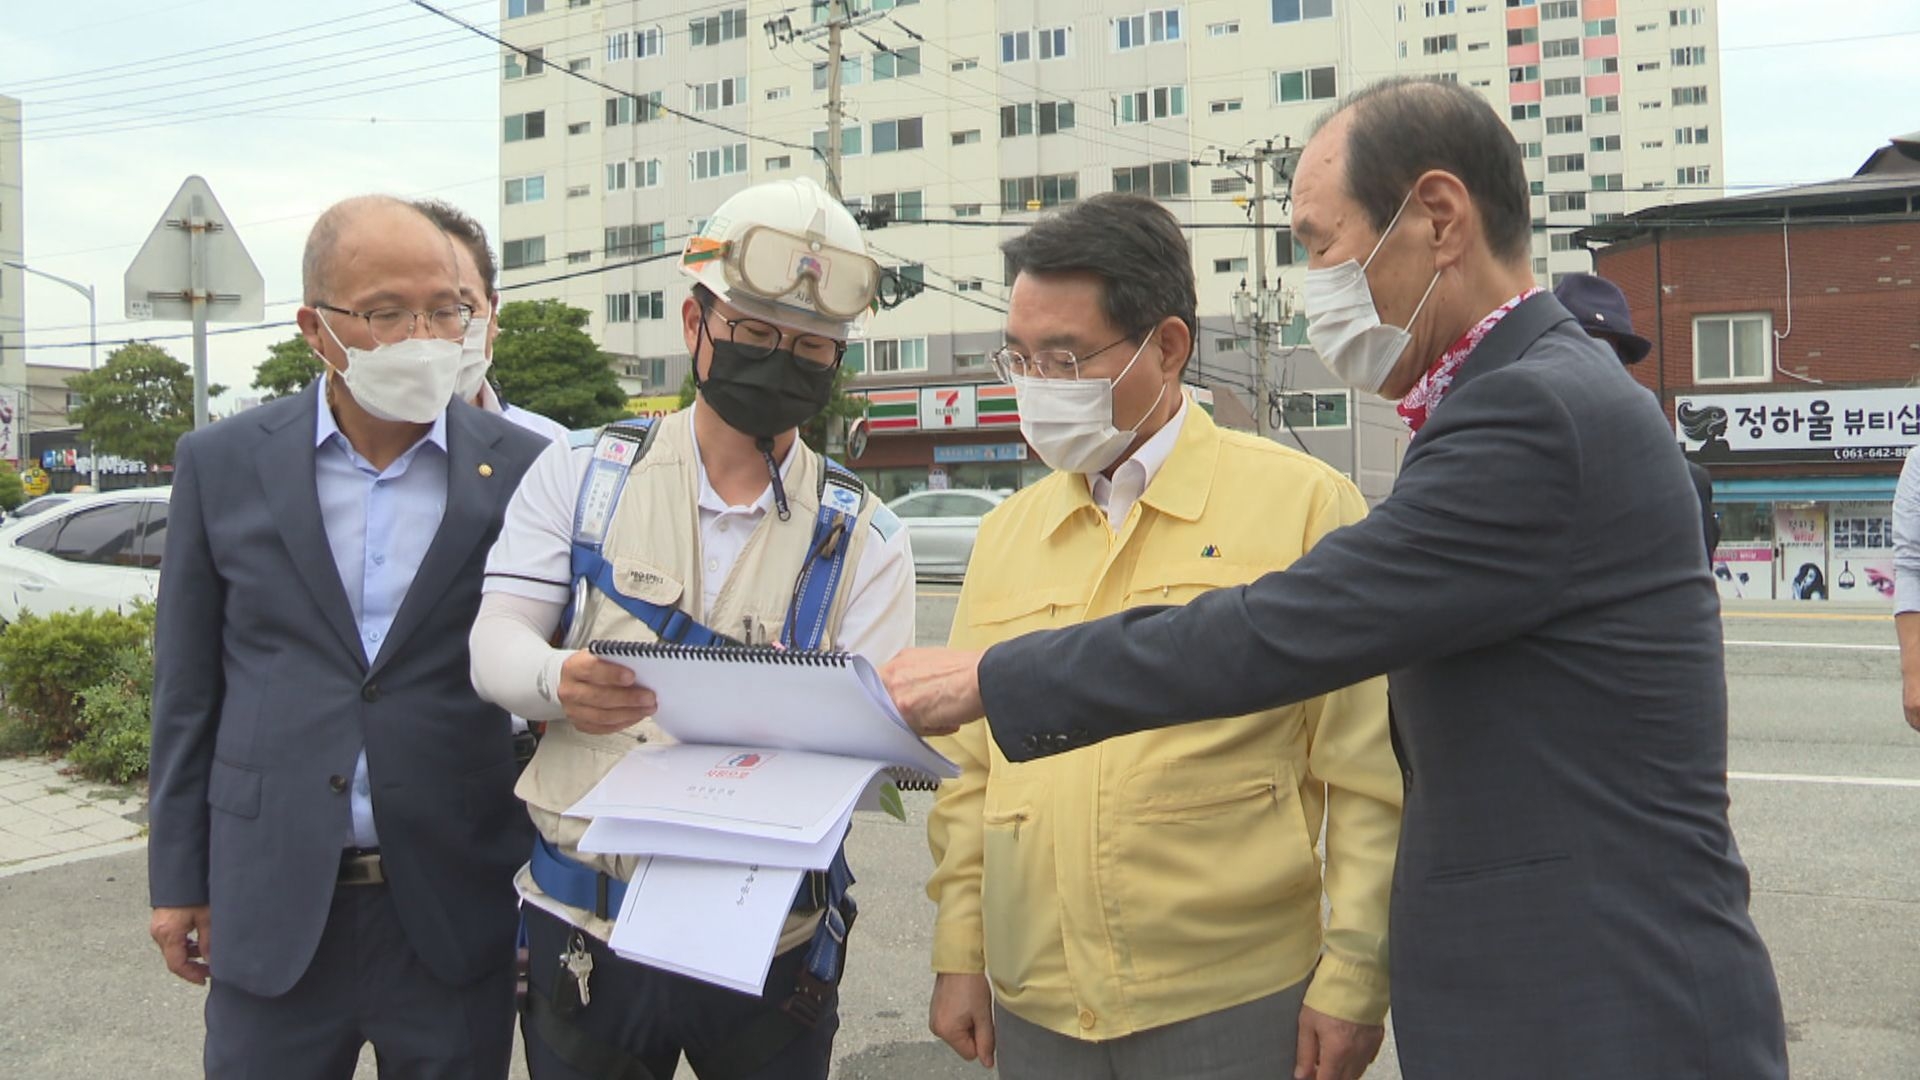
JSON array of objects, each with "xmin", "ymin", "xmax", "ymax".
[{"xmin": 0, "ymin": 755, "xmax": 146, "ymax": 874}]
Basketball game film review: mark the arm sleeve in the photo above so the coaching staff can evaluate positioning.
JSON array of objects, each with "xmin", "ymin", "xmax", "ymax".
[
  {"xmin": 1894, "ymin": 452, "xmax": 1920, "ymax": 615},
  {"xmin": 147, "ymin": 436, "xmax": 226, "ymax": 908},
  {"xmin": 836, "ymin": 516, "xmax": 917, "ymax": 664},
  {"xmin": 924, "ymin": 577, "xmax": 992, "ymax": 974},
  {"xmin": 470, "ymin": 591, "xmax": 573, "ymax": 723},
  {"xmin": 484, "ymin": 439, "xmax": 582, "ymax": 605},
  {"xmin": 978, "ymin": 365, "xmax": 1583, "ymax": 762}
]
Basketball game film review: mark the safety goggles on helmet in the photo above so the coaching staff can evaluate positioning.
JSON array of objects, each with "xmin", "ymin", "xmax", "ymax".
[{"xmin": 684, "ymin": 225, "xmax": 881, "ymax": 321}]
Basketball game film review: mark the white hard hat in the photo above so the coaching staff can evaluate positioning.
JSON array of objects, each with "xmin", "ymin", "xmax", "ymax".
[{"xmin": 679, "ymin": 176, "xmax": 881, "ymax": 340}]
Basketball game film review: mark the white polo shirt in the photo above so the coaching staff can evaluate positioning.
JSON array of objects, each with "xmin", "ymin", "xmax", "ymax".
[
  {"xmin": 484, "ymin": 403, "xmax": 916, "ymax": 661},
  {"xmin": 1089, "ymin": 394, "xmax": 1189, "ymax": 533},
  {"xmin": 475, "ymin": 382, "xmax": 571, "ymax": 449}
]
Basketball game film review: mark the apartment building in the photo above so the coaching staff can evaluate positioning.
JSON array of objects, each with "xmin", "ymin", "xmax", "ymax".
[
  {"xmin": 498, "ymin": 0, "xmax": 1721, "ymax": 497},
  {"xmin": 0, "ymin": 94, "xmax": 25, "ymax": 461}
]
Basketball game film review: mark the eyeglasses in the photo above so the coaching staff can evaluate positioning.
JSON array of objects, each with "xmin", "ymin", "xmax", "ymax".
[
  {"xmin": 313, "ymin": 302, "xmax": 475, "ymax": 345},
  {"xmin": 703, "ymin": 304, "xmax": 845, "ymax": 371},
  {"xmin": 990, "ymin": 330, "xmax": 1146, "ymax": 383}
]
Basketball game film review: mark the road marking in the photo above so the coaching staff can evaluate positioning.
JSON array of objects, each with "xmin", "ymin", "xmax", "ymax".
[
  {"xmin": 1724, "ymin": 639, "xmax": 1898, "ymax": 653},
  {"xmin": 1730, "ymin": 771, "xmax": 1920, "ymax": 790},
  {"xmin": 1722, "ymin": 611, "xmax": 1887, "ymax": 623}
]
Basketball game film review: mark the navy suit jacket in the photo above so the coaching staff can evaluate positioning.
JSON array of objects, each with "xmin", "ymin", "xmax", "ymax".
[
  {"xmin": 975, "ymin": 294, "xmax": 1788, "ymax": 1080},
  {"xmin": 148, "ymin": 384, "xmax": 545, "ymax": 996}
]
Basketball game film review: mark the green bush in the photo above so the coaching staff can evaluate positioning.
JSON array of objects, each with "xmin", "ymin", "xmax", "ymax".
[
  {"xmin": 0, "ymin": 606, "xmax": 154, "ymax": 754},
  {"xmin": 68, "ymin": 646, "xmax": 154, "ymax": 785},
  {"xmin": 0, "ymin": 462, "xmax": 24, "ymax": 513}
]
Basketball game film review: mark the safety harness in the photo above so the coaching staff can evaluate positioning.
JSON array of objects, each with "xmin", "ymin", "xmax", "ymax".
[{"xmin": 525, "ymin": 416, "xmax": 868, "ymax": 1079}]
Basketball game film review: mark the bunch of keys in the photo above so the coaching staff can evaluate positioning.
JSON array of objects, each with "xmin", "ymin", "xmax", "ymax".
[{"xmin": 555, "ymin": 930, "xmax": 595, "ymax": 1015}]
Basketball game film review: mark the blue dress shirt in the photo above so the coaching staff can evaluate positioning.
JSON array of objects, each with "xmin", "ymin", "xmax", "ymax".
[{"xmin": 313, "ymin": 386, "xmax": 449, "ymax": 849}]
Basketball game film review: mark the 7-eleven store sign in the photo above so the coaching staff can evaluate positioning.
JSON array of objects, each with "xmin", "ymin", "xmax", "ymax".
[
  {"xmin": 861, "ymin": 388, "xmax": 920, "ymax": 433},
  {"xmin": 856, "ymin": 384, "xmax": 1024, "ymax": 432}
]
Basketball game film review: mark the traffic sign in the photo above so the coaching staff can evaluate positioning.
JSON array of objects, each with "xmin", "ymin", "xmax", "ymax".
[{"xmin": 20, "ymin": 467, "xmax": 49, "ymax": 497}]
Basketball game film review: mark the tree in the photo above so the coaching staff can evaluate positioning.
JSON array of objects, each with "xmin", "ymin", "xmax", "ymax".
[
  {"xmin": 0, "ymin": 462, "xmax": 24, "ymax": 512},
  {"xmin": 253, "ymin": 332, "xmax": 325, "ymax": 400},
  {"xmin": 491, "ymin": 299, "xmax": 630, "ymax": 430},
  {"xmin": 66, "ymin": 343, "xmax": 223, "ymax": 468}
]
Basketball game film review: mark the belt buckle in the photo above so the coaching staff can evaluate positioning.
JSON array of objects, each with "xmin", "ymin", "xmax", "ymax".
[{"xmin": 339, "ymin": 851, "xmax": 385, "ymax": 887}]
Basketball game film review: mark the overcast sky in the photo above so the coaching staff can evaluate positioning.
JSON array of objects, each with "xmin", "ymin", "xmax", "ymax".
[{"xmin": 1, "ymin": 0, "xmax": 1913, "ymax": 408}]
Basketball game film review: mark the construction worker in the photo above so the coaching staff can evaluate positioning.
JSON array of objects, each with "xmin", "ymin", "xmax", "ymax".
[{"xmin": 467, "ymin": 176, "xmax": 914, "ymax": 1080}]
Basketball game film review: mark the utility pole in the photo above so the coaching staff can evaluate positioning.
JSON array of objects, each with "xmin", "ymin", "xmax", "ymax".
[
  {"xmin": 1219, "ymin": 140, "xmax": 1297, "ymax": 440},
  {"xmin": 764, "ymin": 2, "xmax": 887, "ymax": 200}
]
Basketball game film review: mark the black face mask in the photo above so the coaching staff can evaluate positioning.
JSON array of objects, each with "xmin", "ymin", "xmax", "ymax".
[{"xmin": 696, "ymin": 322, "xmax": 837, "ymax": 440}]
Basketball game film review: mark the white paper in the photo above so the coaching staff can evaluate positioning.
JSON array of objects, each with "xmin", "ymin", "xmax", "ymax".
[
  {"xmin": 566, "ymin": 744, "xmax": 883, "ymax": 844},
  {"xmin": 592, "ymin": 647, "xmax": 959, "ymax": 781},
  {"xmin": 607, "ymin": 856, "xmax": 806, "ymax": 995},
  {"xmin": 578, "ymin": 804, "xmax": 854, "ymax": 870}
]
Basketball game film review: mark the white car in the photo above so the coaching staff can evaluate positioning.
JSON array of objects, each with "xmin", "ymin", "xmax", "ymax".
[
  {"xmin": 886, "ymin": 488, "xmax": 1009, "ymax": 579},
  {"xmin": 0, "ymin": 488, "xmax": 172, "ymax": 624}
]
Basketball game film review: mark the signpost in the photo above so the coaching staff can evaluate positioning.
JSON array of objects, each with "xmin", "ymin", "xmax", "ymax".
[{"xmin": 123, "ymin": 176, "xmax": 264, "ymax": 430}]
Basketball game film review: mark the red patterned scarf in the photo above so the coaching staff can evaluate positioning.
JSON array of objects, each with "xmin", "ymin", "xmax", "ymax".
[{"xmin": 1397, "ymin": 288, "xmax": 1544, "ymax": 435}]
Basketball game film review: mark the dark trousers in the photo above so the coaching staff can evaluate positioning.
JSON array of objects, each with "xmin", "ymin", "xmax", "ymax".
[
  {"xmin": 204, "ymin": 883, "xmax": 516, "ymax": 1080},
  {"xmin": 521, "ymin": 904, "xmax": 839, "ymax": 1080}
]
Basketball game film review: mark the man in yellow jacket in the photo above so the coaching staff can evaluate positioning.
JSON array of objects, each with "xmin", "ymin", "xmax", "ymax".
[{"xmin": 925, "ymin": 194, "xmax": 1403, "ymax": 1080}]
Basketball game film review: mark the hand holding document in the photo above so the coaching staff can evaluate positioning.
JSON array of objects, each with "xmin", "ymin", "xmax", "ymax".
[{"xmin": 564, "ymin": 642, "xmax": 959, "ymax": 991}]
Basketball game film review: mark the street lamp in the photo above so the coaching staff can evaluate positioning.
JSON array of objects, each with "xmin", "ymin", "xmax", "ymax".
[{"xmin": 1, "ymin": 260, "xmax": 98, "ymax": 488}]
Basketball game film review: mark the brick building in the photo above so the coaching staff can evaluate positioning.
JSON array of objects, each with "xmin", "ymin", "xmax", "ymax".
[{"xmin": 1581, "ymin": 133, "xmax": 1920, "ymax": 603}]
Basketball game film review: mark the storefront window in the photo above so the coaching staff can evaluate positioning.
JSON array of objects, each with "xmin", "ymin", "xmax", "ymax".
[{"xmin": 1715, "ymin": 503, "xmax": 1773, "ymax": 544}]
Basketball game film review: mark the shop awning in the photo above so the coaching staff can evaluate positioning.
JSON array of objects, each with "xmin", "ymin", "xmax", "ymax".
[{"xmin": 1712, "ymin": 476, "xmax": 1900, "ymax": 503}]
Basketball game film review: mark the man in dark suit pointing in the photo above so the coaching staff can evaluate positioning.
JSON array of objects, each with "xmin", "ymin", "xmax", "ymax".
[{"xmin": 882, "ymin": 78, "xmax": 1787, "ymax": 1080}]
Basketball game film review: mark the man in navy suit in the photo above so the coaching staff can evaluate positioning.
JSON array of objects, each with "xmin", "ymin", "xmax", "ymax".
[{"xmin": 147, "ymin": 195, "xmax": 546, "ymax": 1078}]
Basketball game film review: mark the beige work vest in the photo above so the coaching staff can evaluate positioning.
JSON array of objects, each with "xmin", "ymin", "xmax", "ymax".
[{"xmin": 516, "ymin": 408, "xmax": 876, "ymax": 946}]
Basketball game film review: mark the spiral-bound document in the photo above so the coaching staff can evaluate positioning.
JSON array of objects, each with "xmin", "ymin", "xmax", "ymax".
[{"xmin": 585, "ymin": 640, "xmax": 959, "ymax": 783}]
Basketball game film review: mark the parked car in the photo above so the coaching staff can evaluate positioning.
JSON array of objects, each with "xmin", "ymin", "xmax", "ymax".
[
  {"xmin": 0, "ymin": 488, "xmax": 172, "ymax": 624},
  {"xmin": 7, "ymin": 493, "xmax": 75, "ymax": 524},
  {"xmin": 886, "ymin": 489, "xmax": 1008, "ymax": 578}
]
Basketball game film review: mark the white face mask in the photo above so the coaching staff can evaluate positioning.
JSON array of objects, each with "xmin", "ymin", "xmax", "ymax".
[
  {"xmin": 317, "ymin": 311, "xmax": 463, "ymax": 425},
  {"xmin": 1303, "ymin": 190, "xmax": 1443, "ymax": 398},
  {"xmin": 1012, "ymin": 337, "xmax": 1166, "ymax": 475},
  {"xmin": 451, "ymin": 316, "xmax": 493, "ymax": 404}
]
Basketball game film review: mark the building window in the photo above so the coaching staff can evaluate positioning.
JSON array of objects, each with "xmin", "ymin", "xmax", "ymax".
[
  {"xmin": 1547, "ymin": 192, "xmax": 1587, "ymax": 212},
  {"xmin": 1208, "ymin": 20, "xmax": 1240, "ymax": 35},
  {"xmin": 1117, "ymin": 9, "xmax": 1183, "ymax": 49},
  {"xmin": 1000, "ymin": 173, "xmax": 1079, "ymax": 211},
  {"xmin": 690, "ymin": 76, "xmax": 746, "ymax": 112},
  {"xmin": 690, "ymin": 143, "xmax": 749, "ymax": 180},
  {"xmin": 1539, "ymin": 0, "xmax": 1576, "ymax": 16},
  {"xmin": 604, "ymin": 223, "xmax": 666, "ymax": 257},
  {"xmin": 872, "ymin": 46, "xmax": 922, "ymax": 79},
  {"xmin": 606, "ymin": 32, "xmax": 630, "ymax": 62},
  {"xmin": 1541, "ymin": 36, "xmax": 1579, "ymax": 58},
  {"xmin": 1530, "ymin": 179, "xmax": 1545, "ymax": 195},
  {"xmin": 870, "ymin": 338, "xmax": 928, "ymax": 373},
  {"xmin": 1038, "ymin": 26, "xmax": 1071, "ymax": 59},
  {"xmin": 1584, "ymin": 17, "xmax": 1615, "ymax": 35},
  {"xmin": 1694, "ymin": 314, "xmax": 1770, "ymax": 384},
  {"xmin": 954, "ymin": 351, "xmax": 988, "ymax": 371},
  {"xmin": 951, "ymin": 57, "xmax": 979, "ymax": 71},
  {"xmin": 1111, "ymin": 160, "xmax": 1190, "ymax": 200},
  {"xmin": 871, "ymin": 190, "xmax": 925, "ymax": 222},
  {"xmin": 503, "ymin": 110, "xmax": 545, "ymax": 142},
  {"xmin": 1210, "ymin": 98, "xmax": 1244, "ymax": 114},
  {"xmin": 1115, "ymin": 87, "xmax": 1185, "ymax": 123},
  {"xmin": 1671, "ymin": 46, "xmax": 1707, "ymax": 66},
  {"xmin": 812, "ymin": 57, "xmax": 862, "ymax": 90},
  {"xmin": 689, "ymin": 8, "xmax": 747, "ymax": 47},
  {"xmin": 871, "ymin": 117, "xmax": 924, "ymax": 153},
  {"xmin": 1545, "ymin": 114, "xmax": 1583, "ymax": 135},
  {"xmin": 605, "ymin": 292, "xmax": 632, "ymax": 324},
  {"xmin": 1585, "ymin": 57, "xmax": 1618, "ymax": 75},
  {"xmin": 1423, "ymin": 33, "xmax": 1458, "ymax": 54},
  {"xmin": 765, "ymin": 155, "xmax": 792, "ymax": 171},
  {"xmin": 953, "ymin": 129, "xmax": 982, "ymax": 146},
  {"xmin": 567, "ymin": 251, "xmax": 591, "ymax": 265},
  {"xmin": 1426, "ymin": 0, "xmax": 1459, "ymax": 13},
  {"xmin": 1000, "ymin": 31, "xmax": 1031, "ymax": 62},
  {"xmin": 504, "ymin": 174, "xmax": 545, "ymax": 204},
  {"xmin": 1589, "ymin": 95, "xmax": 1619, "ymax": 114},
  {"xmin": 568, "ymin": 57, "xmax": 590, "ymax": 73},
  {"xmin": 1676, "ymin": 165, "xmax": 1712, "ymax": 185},
  {"xmin": 1279, "ymin": 390, "xmax": 1350, "ymax": 430},
  {"xmin": 1507, "ymin": 26, "xmax": 1537, "ymax": 45},
  {"xmin": 1670, "ymin": 7, "xmax": 1704, "ymax": 26},
  {"xmin": 506, "ymin": 0, "xmax": 545, "ymax": 17},
  {"xmin": 1589, "ymin": 134, "xmax": 1620, "ymax": 152},
  {"xmin": 1636, "ymin": 60, "xmax": 1662, "ymax": 72},
  {"xmin": 1272, "ymin": 0, "xmax": 1334, "ymax": 24},
  {"xmin": 605, "ymin": 161, "xmax": 627, "ymax": 191},
  {"xmin": 766, "ymin": 86, "xmax": 791, "ymax": 102},
  {"xmin": 502, "ymin": 237, "xmax": 546, "ymax": 270},
  {"xmin": 605, "ymin": 92, "xmax": 662, "ymax": 126},
  {"xmin": 504, "ymin": 48, "xmax": 545, "ymax": 80},
  {"xmin": 813, "ymin": 127, "xmax": 864, "ymax": 158},
  {"xmin": 1672, "ymin": 85, "xmax": 1709, "ymax": 106},
  {"xmin": 634, "ymin": 27, "xmax": 662, "ymax": 59},
  {"xmin": 1546, "ymin": 152, "xmax": 1584, "ymax": 173},
  {"xmin": 1590, "ymin": 173, "xmax": 1623, "ymax": 191},
  {"xmin": 1274, "ymin": 66, "xmax": 1337, "ymax": 104},
  {"xmin": 1512, "ymin": 102, "xmax": 1541, "ymax": 120},
  {"xmin": 1544, "ymin": 76, "xmax": 1581, "ymax": 97},
  {"xmin": 955, "ymin": 204, "xmax": 983, "ymax": 217},
  {"xmin": 1521, "ymin": 141, "xmax": 1541, "ymax": 159},
  {"xmin": 1213, "ymin": 257, "xmax": 1249, "ymax": 274},
  {"xmin": 633, "ymin": 291, "xmax": 666, "ymax": 321},
  {"xmin": 1509, "ymin": 64, "xmax": 1539, "ymax": 82},
  {"xmin": 1675, "ymin": 125, "xmax": 1710, "ymax": 145}
]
